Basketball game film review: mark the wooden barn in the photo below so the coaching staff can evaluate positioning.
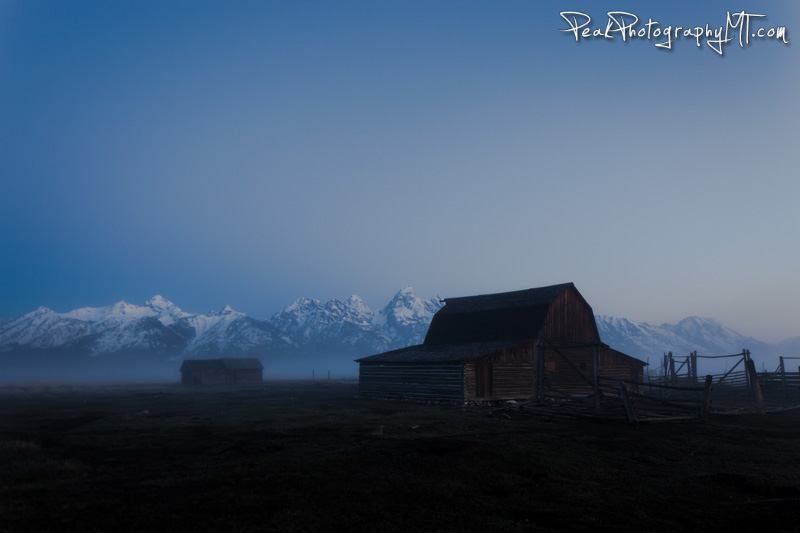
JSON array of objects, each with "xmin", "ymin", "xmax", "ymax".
[
  {"xmin": 180, "ymin": 358, "xmax": 263, "ymax": 386},
  {"xmin": 356, "ymin": 283, "xmax": 645, "ymax": 402}
]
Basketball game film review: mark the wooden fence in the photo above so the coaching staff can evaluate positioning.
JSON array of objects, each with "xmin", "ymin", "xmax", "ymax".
[{"xmin": 506, "ymin": 349, "xmax": 800, "ymax": 424}]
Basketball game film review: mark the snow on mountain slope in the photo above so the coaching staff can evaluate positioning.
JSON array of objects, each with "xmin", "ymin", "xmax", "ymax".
[
  {"xmin": 145, "ymin": 295, "xmax": 190, "ymax": 326},
  {"xmin": 267, "ymin": 287, "xmax": 443, "ymax": 354},
  {"xmin": 594, "ymin": 315, "xmax": 697, "ymax": 361},
  {"xmin": 0, "ymin": 298, "xmax": 194, "ymax": 355},
  {"xmin": 378, "ymin": 286, "xmax": 443, "ymax": 346},
  {"xmin": 1, "ymin": 290, "xmax": 794, "ymax": 368},
  {"xmin": 0, "ymin": 307, "xmax": 95, "ymax": 350},
  {"xmin": 269, "ymin": 296, "xmax": 377, "ymax": 340},
  {"xmin": 659, "ymin": 316, "xmax": 758, "ymax": 355},
  {"xmin": 270, "ymin": 293, "xmax": 389, "ymax": 354},
  {"xmin": 595, "ymin": 315, "xmax": 780, "ymax": 370},
  {"xmin": 186, "ymin": 313, "xmax": 297, "ymax": 358}
]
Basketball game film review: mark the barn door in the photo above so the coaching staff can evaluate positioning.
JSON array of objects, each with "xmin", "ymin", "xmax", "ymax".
[{"xmin": 476, "ymin": 364, "xmax": 493, "ymax": 398}]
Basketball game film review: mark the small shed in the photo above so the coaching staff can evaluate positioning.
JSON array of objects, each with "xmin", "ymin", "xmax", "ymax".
[
  {"xmin": 180, "ymin": 358, "xmax": 263, "ymax": 386},
  {"xmin": 356, "ymin": 283, "xmax": 645, "ymax": 402}
]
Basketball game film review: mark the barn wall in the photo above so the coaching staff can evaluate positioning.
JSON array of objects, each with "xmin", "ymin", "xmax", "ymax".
[
  {"xmin": 464, "ymin": 363, "xmax": 536, "ymax": 402},
  {"xmin": 541, "ymin": 287, "xmax": 600, "ymax": 343},
  {"xmin": 542, "ymin": 344, "xmax": 645, "ymax": 396},
  {"xmin": 199, "ymin": 370, "xmax": 228, "ymax": 385},
  {"xmin": 182, "ymin": 369, "xmax": 263, "ymax": 385},
  {"xmin": 359, "ymin": 363, "xmax": 464, "ymax": 402},
  {"xmin": 542, "ymin": 345, "xmax": 596, "ymax": 397},
  {"xmin": 463, "ymin": 343, "xmax": 537, "ymax": 402},
  {"xmin": 599, "ymin": 347, "xmax": 644, "ymax": 384},
  {"xmin": 227, "ymin": 369, "xmax": 263, "ymax": 384}
]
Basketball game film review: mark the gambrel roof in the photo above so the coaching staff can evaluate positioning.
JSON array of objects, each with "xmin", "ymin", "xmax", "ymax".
[{"xmin": 423, "ymin": 283, "xmax": 578, "ymax": 345}]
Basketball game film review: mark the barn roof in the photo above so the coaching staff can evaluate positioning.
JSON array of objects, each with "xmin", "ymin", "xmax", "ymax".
[
  {"xmin": 423, "ymin": 282, "xmax": 576, "ymax": 345},
  {"xmin": 180, "ymin": 358, "xmax": 263, "ymax": 371},
  {"xmin": 604, "ymin": 346, "xmax": 648, "ymax": 367},
  {"xmin": 356, "ymin": 340, "xmax": 527, "ymax": 363}
]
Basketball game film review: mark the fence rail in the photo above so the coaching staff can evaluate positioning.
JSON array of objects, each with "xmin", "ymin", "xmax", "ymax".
[{"xmin": 515, "ymin": 348, "xmax": 800, "ymax": 424}]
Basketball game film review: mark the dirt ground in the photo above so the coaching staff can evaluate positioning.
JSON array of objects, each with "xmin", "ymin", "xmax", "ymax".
[{"xmin": 2, "ymin": 380, "xmax": 800, "ymax": 532}]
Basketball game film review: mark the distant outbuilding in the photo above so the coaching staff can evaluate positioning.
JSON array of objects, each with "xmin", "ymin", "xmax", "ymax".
[
  {"xmin": 180, "ymin": 358, "xmax": 263, "ymax": 386},
  {"xmin": 356, "ymin": 283, "xmax": 645, "ymax": 402}
]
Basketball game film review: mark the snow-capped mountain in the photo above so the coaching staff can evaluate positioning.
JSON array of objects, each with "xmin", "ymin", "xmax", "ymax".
[
  {"xmin": 377, "ymin": 286, "xmax": 443, "ymax": 346},
  {"xmin": 0, "ymin": 296, "xmax": 294, "ymax": 359},
  {"xmin": 595, "ymin": 315, "xmax": 782, "ymax": 367},
  {"xmin": 268, "ymin": 288, "xmax": 442, "ymax": 355},
  {"xmin": 1, "ymin": 290, "xmax": 796, "ymax": 374},
  {"xmin": 0, "ymin": 288, "xmax": 443, "ymax": 362}
]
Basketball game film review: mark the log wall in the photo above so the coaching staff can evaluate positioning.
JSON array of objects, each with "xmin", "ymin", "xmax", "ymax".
[
  {"xmin": 182, "ymin": 369, "xmax": 262, "ymax": 385},
  {"xmin": 463, "ymin": 363, "xmax": 536, "ymax": 402},
  {"xmin": 359, "ymin": 363, "xmax": 464, "ymax": 402}
]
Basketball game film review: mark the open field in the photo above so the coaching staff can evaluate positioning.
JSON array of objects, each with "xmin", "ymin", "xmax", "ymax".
[{"xmin": 2, "ymin": 380, "xmax": 800, "ymax": 532}]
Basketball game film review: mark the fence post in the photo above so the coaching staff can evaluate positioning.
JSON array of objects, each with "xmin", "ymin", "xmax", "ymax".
[
  {"xmin": 663, "ymin": 353, "xmax": 669, "ymax": 382},
  {"xmin": 742, "ymin": 350, "xmax": 751, "ymax": 392},
  {"xmin": 744, "ymin": 358, "xmax": 766, "ymax": 415},
  {"xmin": 618, "ymin": 381, "xmax": 637, "ymax": 425},
  {"xmin": 536, "ymin": 342, "xmax": 545, "ymax": 401},
  {"xmin": 780, "ymin": 356, "xmax": 787, "ymax": 405},
  {"xmin": 690, "ymin": 351, "xmax": 698, "ymax": 382},
  {"xmin": 701, "ymin": 375, "xmax": 713, "ymax": 421},
  {"xmin": 592, "ymin": 343, "xmax": 599, "ymax": 409},
  {"xmin": 669, "ymin": 353, "xmax": 677, "ymax": 387}
]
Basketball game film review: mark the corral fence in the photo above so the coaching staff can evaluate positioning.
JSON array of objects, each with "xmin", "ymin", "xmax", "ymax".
[{"xmin": 514, "ymin": 349, "xmax": 800, "ymax": 424}]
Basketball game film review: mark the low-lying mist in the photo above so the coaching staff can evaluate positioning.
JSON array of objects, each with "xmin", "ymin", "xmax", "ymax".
[{"xmin": 0, "ymin": 352, "xmax": 359, "ymax": 385}]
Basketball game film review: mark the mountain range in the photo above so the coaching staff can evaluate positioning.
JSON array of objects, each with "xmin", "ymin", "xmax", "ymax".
[{"xmin": 1, "ymin": 288, "xmax": 798, "ymax": 379}]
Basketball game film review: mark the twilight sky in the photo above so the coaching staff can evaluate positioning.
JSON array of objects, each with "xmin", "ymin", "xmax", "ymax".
[{"xmin": 1, "ymin": 1, "xmax": 798, "ymax": 342}]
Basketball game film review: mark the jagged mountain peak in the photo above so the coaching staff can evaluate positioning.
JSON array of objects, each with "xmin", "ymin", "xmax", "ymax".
[
  {"xmin": 283, "ymin": 297, "xmax": 322, "ymax": 312},
  {"xmin": 207, "ymin": 304, "xmax": 243, "ymax": 318},
  {"xmin": 4, "ymin": 290, "xmax": 793, "ymax": 370},
  {"xmin": 388, "ymin": 285, "xmax": 418, "ymax": 302},
  {"xmin": 146, "ymin": 294, "xmax": 179, "ymax": 309},
  {"xmin": 144, "ymin": 295, "xmax": 187, "ymax": 326},
  {"xmin": 378, "ymin": 287, "xmax": 443, "ymax": 344},
  {"xmin": 382, "ymin": 287, "xmax": 441, "ymax": 319}
]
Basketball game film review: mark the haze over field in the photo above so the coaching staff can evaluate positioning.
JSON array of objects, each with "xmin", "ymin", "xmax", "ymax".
[{"xmin": 1, "ymin": 1, "xmax": 798, "ymax": 362}]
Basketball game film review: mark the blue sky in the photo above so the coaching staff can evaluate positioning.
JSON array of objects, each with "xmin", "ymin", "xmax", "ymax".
[{"xmin": 1, "ymin": 1, "xmax": 798, "ymax": 342}]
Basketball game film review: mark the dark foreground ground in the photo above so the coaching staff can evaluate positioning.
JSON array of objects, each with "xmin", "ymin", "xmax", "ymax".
[{"xmin": 2, "ymin": 381, "xmax": 800, "ymax": 532}]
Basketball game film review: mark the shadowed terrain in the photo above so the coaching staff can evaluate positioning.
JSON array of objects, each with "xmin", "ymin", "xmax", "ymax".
[{"xmin": 2, "ymin": 381, "xmax": 800, "ymax": 531}]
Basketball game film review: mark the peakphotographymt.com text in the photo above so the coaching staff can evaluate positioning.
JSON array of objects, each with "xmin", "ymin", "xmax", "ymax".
[{"xmin": 559, "ymin": 10, "xmax": 789, "ymax": 55}]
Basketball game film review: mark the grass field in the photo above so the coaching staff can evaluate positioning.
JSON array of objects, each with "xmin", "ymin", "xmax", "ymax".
[{"xmin": 2, "ymin": 380, "xmax": 800, "ymax": 532}]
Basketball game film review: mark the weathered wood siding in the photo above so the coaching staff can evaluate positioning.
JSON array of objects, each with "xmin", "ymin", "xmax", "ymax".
[
  {"xmin": 226, "ymin": 369, "xmax": 263, "ymax": 385},
  {"xmin": 543, "ymin": 345, "xmax": 597, "ymax": 397},
  {"xmin": 541, "ymin": 286, "xmax": 600, "ymax": 343},
  {"xmin": 542, "ymin": 344, "xmax": 644, "ymax": 396},
  {"xmin": 184, "ymin": 369, "xmax": 227, "ymax": 385},
  {"xmin": 182, "ymin": 369, "xmax": 262, "ymax": 385},
  {"xmin": 598, "ymin": 346, "xmax": 644, "ymax": 384},
  {"xmin": 464, "ymin": 363, "xmax": 536, "ymax": 402},
  {"xmin": 463, "ymin": 343, "xmax": 537, "ymax": 402},
  {"xmin": 359, "ymin": 363, "xmax": 464, "ymax": 402}
]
